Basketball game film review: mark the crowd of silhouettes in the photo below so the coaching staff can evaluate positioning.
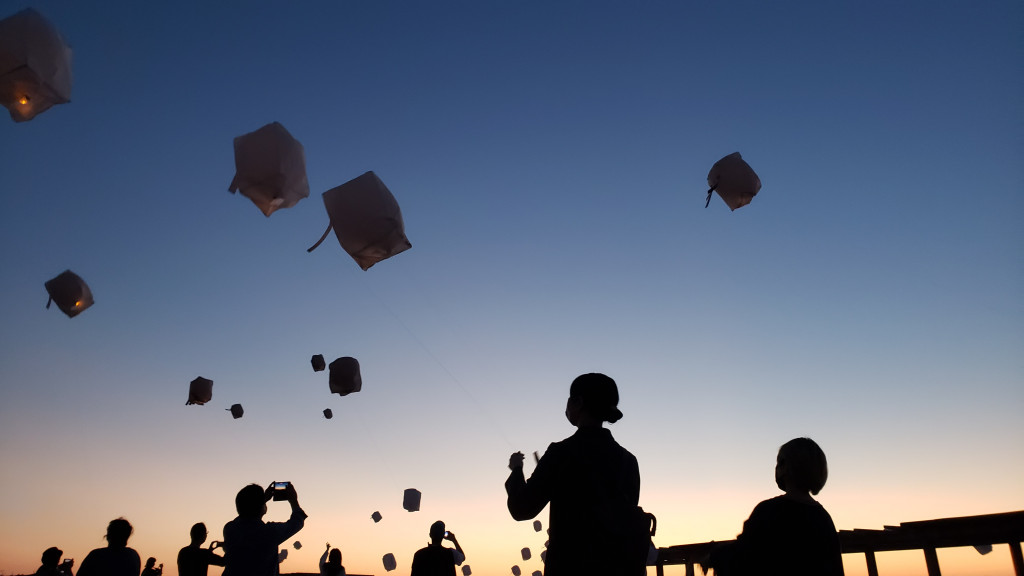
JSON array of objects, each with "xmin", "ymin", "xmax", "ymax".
[{"xmin": 29, "ymin": 373, "xmax": 842, "ymax": 576}]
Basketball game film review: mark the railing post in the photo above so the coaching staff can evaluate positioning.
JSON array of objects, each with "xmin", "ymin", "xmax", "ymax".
[
  {"xmin": 685, "ymin": 561, "xmax": 695, "ymax": 576},
  {"xmin": 864, "ymin": 550, "xmax": 879, "ymax": 576},
  {"xmin": 923, "ymin": 547, "xmax": 942, "ymax": 576},
  {"xmin": 1009, "ymin": 541, "xmax": 1023, "ymax": 576}
]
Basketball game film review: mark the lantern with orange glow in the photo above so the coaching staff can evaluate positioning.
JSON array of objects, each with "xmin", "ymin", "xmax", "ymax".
[
  {"xmin": 705, "ymin": 152, "xmax": 761, "ymax": 210},
  {"xmin": 307, "ymin": 171, "xmax": 412, "ymax": 270},
  {"xmin": 228, "ymin": 122, "xmax": 309, "ymax": 216},
  {"xmin": 44, "ymin": 270, "xmax": 93, "ymax": 318},
  {"xmin": 0, "ymin": 8, "xmax": 72, "ymax": 122}
]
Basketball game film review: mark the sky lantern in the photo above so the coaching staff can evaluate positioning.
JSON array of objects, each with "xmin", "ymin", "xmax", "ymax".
[
  {"xmin": 228, "ymin": 122, "xmax": 309, "ymax": 216},
  {"xmin": 382, "ymin": 553, "xmax": 397, "ymax": 572},
  {"xmin": 311, "ymin": 354, "xmax": 326, "ymax": 372},
  {"xmin": 403, "ymin": 488, "xmax": 421, "ymax": 512},
  {"xmin": 307, "ymin": 171, "xmax": 412, "ymax": 270},
  {"xmin": 371, "ymin": 511, "xmax": 382, "ymax": 523},
  {"xmin": 533, "ymin": 520, "xmax": 542, "ymax": 532},
  {"xmin": 461, "ymin": 566, "xmax": 471, "ymax": 576},
  {"xmin": 44, "ymin": 270, "xmax": 92, "ymax": 318},
  {"xmin": 521, "ymin": 548, "xmax": 531, "ymax": 561},
  {"xmin": 292, "ymin": 541, "xmax": 302, "ymax": 550},
  {"xmin": 323, "ymin": 408, "xmax": 333, "ymax": 419},
  {"xmin": 0, "ymin": 8, "xmax": 72, "ymax": 122},
  {"xmin": 329, "ymin": 357, "xmax": 361, "ymax": 396},
  {"xmin": 705, "ymin": 152, "xmax": 761, "ymax": 210},
  {"xmin": 227, "ymin": 404, "xmax": 244, "ymax": 419},
  {"xmin": 187, "ymin": 377, "xmax": 213, "ymax": 405},
  {"xmin": 511, "ymin": 566, "xmax": 521, "ymax": 576}
]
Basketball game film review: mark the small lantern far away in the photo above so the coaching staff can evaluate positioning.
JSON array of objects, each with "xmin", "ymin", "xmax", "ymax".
[
  {"xmin": 293, "ymin": 541, "xmax": 301, "ymax": 550},
  {"xmin": 277, "ymin": 549, "xmax": 287, "ymax": 563},
  {"xmin": 521, "ymin": 548, "xmax": 531, "ymax": 561},
  {"xmin": 307, "ymin": 171, "xmax": 411, "ymax": 270},
  {"xmin": 44, "ymin": 270, "xmax": 93, "ymax": 318},
  {"xmin": 228, "ymin": 404, "xmax": 244, "ymax": 419},
  {"xmin": 311, "ymin": 354, "xmax": 326, "ymax": 372},
  {"xmin": 403, "ymin": 488, "xmax": 421, "ymax": 512},
  {"xmin": 323, "ymin": 408, "xmax": 333, "ymax": 419},
  {"xmin": 706, "ymin": 152, "xmax": 761, "ymax": 210},
  {"xmin": 329, "ymin": 357, "xmax": 361, "ymax": 396},
  {"xmin": 533, "ymin": 520, "xmax": 542, "ymax": 532},
  {"xmin": 371, "ymin": 511, "xmax": 382, "ymax": 523},
  {"xmin": 540, "ymin": 550, "xmax": 546, "ymax": 562},
  {"xmin": 461, "ymin": 565, "xmax": 472, "ymax": 576},
  {"xmin": 0, "ymin": 8, "xmax": 72, "ymax": 122},
  {"xmin": 382, "ymin": 553, "xmax": 397, "ymax": 572},
  {"xmin": 511, "ymin": 566, "xmax": 521, "ymax": 576},
  {"xmin": 187, "ymin": 377, "xmax": 213, "ymax": 405},
  {"xmin": 532, "ymin": 571, "xmax": 542, "ymax": 576},
  {"xmin": 228, "ymin": 122, "xmax": 309, "ymax": 217}
]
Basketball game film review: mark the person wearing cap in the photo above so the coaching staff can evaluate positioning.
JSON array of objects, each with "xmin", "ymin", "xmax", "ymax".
[
  {"xmin": 410, "ymin": 520, "xmax": 465, "ymax": 576},
  {"xmin": 177, "ymin": 522, "xmax": 226, "ymax": 576},
  {"xmin": 35, "ymin": 546, "xmax": 73, "ymax": 576},
  {"xmin": 222, "ymin": 483, "xmax": 307, "ymax": 576},
  {"xmin": 505, "ymin": 373, "xmax": 641, "ymax": 576}
]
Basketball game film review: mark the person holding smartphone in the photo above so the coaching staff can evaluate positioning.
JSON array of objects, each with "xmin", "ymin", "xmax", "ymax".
[
  {"xmin": 410, "ymin": 520, "xmax": 465, "ymax": 576},
  {"xmin": 222, "ymin": 482, "xmax": 307, "ymax": 576},
  {"xmin": 177, "ymin": 522, "xmax": 226, "ymax": 576}
]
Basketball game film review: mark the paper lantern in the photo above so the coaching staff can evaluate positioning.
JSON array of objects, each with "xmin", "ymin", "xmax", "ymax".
[
  {"xmin": 511, "ymin": 566, "xmax": 520, "ymax": 576},
  {"xmin": 323, "ymin": 408, "xmax": 333, "ymax": 419},
  {"xmin": 311, "ymin": 354, "xmax": 326, "ymax": 372},
  {"xmin": 227, "ymin": 404, "xmax": 244, "ymax": 419},
  {"xmin": 329, "ymin": 357, "xmax": 361, "ymax": 396},
  {"xmin": 44, "ymin": 270, "xmax": 93, "ymax": 318},
  {"xmin": 533, "ymin": 520, "xmax": 542, "ymax": 532},
  {"xmin": 532, "ymin": 572, "xmax": 542, "ymax": 576},
  {"xmin": 228, "ymin": 122, "xmax": 309, "ymax": 216},
  {"xmin": 371, "ymin": 511, "xmax": 382, "ymax": 523},
  {"xmin": 461, "ymin": 566, "xmax": 472, "ymax": 576},
  {"xmin": 403, "ymin": 488, "xmax": 421, "ymax": 512},
  {"xmin": 706, "ymin": 152, "xmax": 761, "ymax": 210},
  {"xmin": 0, "ymin": 8, "xmax": 72, "ymax": 122},
  {"xmin": 307, "ymin": 171, "xmax": 411, "ymax": 270},
  {"xmin": 293, "ymin": 541, "xmax": 302, "ymax": 550},
  {"xmin": 521, "ymin": 548, "xmax": 531, "ymax": 561},
  {"xmin": 187, "ymin": 377, "xmax": 213, "ymax": 405},
  {"xmin": 382, "ymin": 553, "xmax": 397, "ymax": 571}
]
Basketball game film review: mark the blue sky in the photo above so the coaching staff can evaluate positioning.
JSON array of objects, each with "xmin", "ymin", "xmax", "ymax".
[{"xmin": 1, "ymin": 1, "xmax": 1022, "ymax": 575}]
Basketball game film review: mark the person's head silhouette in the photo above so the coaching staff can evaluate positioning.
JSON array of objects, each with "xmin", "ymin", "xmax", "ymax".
[
  {"xmin": 328, "ymin": 548, "xmax": 342, "ymax": 565},
  {"xmin": 105, "ymin": 518, "xmax": 133, "ymax": 548},
  {"xmin": 235, "ymin": 484, "xmax": 269, "ymax": 518},
  {"xmin": 566, "ymin": 373, "xmax": 622, "ymax": 427},
  {"xmin": 775, "ymin": 437, "xmax": 828, "ymax": 496},
  {"xmin": 190, "ymin": 522, "xmax": 208, "ymax": 545},
  {"xmin": 429, "ymin": 520, "xmax": 446, "ymax": 545},
  {"xmin": 145, "ymin": 557, "xmax": 157, "ymax": 569},
  {"xmin": 40, "ymin": 546, "xmax": 63, "ymax": 567}
]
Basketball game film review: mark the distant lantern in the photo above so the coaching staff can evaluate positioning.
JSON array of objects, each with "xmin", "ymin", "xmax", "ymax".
[
  {"xmin": 293, "ymin": 541, "xmax": 302, "ymax": 550},
  {"xmin": 277, "ymin": 549, "xmax": 288, "ymax": 563},
  {"xmin": 461, "ymin": 566, "xmax": 472, "ymax": 576},
  {"xmin": 532, "ymin": 572, "xmax": 541, "ymax": 576},
  {"xmin": 228, "ymin": 404, "xmax": 244, "ymax": 419},
  {"xmin": 511, "ymin": 566, "xmax": 521, "ymax": 576},
  {"xmin": 44, "ymin": 270, "xmax": 93, "ymax": 318},
  {"xmin": 311, "ymin": 354, "xmax": 326, "ymax": 372},
  {"xmin": 540, "ymin": 550, "xmax": 546, "ymax": 563},
  {"xmin": 521, "ymin": 548, "xmax": 531, "ymax": 561},
  {"xmin": 187, "ymin": 377, "xmax": 213, "ymax": 405},
  {"xmin": 382, "ymin": 553, "xmax": 397, "ymax": 572},
  {"xmin": 307, "ymin": 171, "xmax": 412, "ymax": 270},
  {"xmin": 706, "ymin": 152, "xmax": 761, "ymax": 210},
  {"xmin": 228, "ymin": 121, "xmax": 309, "ymax": 216},
  {"xmin": 371, "ymin": 511, "xmax": 382, "ymax": 523},
  {"xmin": 532, "ymin": 520, "xmax": 542, "ymax": 532},
  {"xmin": 403, "ymin": 488, "xmax": 421, "ymax": 512},
  {"xmin": 0, "ymin": 8, "xmax": 72, "ymax": 122},
  {"xmin": 328, "ymin": 357, "xmax": 362, "ymax": 396},
  {"xmin": 323, "ymin": 408, "xmax": 333, "ymax": 419}
]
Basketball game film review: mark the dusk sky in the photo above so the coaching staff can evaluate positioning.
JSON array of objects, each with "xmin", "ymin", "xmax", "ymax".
[{"xmin": 1, "ymin": 1, "xmax": 1021, "ymax": 575}]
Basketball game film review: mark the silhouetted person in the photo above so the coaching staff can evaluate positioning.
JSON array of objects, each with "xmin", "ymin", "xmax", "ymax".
[
  {"xmin": 223, "ymin": 482, "xmax": 307, "ymax": 576},
  {"xmin": 35, "ymin": 546, "xmax": 73, "ymax": 576},
  {"xmin": 702, "ymin": 438, "xmax": 844, "ymax": 576},
  {"xmin": 319, "ymin": 543, "xmax": 346, "ymax": 576},
  {"xmin": 178, "ymin": 522, "xmax": 226, "ymax": 576},
  {"xmin": 410, "ymin": 521, "xmax": 465, "ymax": 576},
  {"xmin": 77, "ymin": 518, "xmax": 141, "ymax": 576},
  {"xmin": 506, "ymin": 373, "xmax": 641, "ymax": 576},
  {"xmin": 140, "ymin": 557, "xmax": 162, "ymax": 576}
]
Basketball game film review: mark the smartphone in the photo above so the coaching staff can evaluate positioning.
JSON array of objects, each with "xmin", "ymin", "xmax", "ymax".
[
  {"xmin": 444, "ymin": 531, "xmax": 450, "ymax": 537},
  {"xmin": 272, "ymin": 481, "xmax": 291, "ymax": 501}
]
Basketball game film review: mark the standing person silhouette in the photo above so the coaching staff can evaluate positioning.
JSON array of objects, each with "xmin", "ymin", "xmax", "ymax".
[
  {"xmin": 410, "ymin": 521, "xmax": 465, "ymax": 576},
  {"xmin": 35, "ymin": 546, "xmax": 73, "ymax": 575},
  {"xmin": 505, "ymin": 372, "xmax": 641, "ymax": 576},
  {"xmin": 140, "ymin": 557, "xmax": 162, "ymax": 576},
  {"xmin": 222, "ymin": 482, "xmax": 307, "ymax": 576},
  {"xmin": 177, "ymin": 522, "xmax": 226, "ymax": 576},
  {"xmin": 702, "ymin": 437, "xmax": 844, "ymax": 576},
  {"xmin": 319, "ymin": 543, "xmax": 346, "ymax": 576},
  {"xmin": 76, "ymin": 518, "xmax": 141, "ymax": 576}
]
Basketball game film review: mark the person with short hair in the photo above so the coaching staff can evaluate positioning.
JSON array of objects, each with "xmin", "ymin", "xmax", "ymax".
[
  {"xmin": 76, "ymin": 518, "xmax": 141, "ymax": 576},
  {"xmin": 410, "ymin": 521, "xmax": 465, "ymax": 576},
  {"xmin": 319, "ymin": 543, "xmax": 346, "ymax": 576},
  {"xmin": 222, "ymin": 483, "xmax": 307, "ymax": 576},
  {"xmin": 140, "ymin": 557, "xmax": 162, "ymax": 576},
  {"xmin": 703, "ymin": 437, "xmax": 844, "ymax": 576},
  {"xmin": 177, "ymin": 522, "xmax": 226, "ymax": 576},
  {"xmin": 35, "ymin": 546, "xmax": 73, "ymax": 576}
]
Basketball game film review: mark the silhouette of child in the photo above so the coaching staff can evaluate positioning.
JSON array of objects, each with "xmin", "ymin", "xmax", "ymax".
[{"xmin": 703, "ymin": 437, "xmax": 843, "ymax": 576}]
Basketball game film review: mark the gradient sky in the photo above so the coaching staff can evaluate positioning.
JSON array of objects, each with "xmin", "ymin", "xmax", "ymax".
[{"xmin": 1, "ymin": 1, "xmax": 1022, "ymax": 575}]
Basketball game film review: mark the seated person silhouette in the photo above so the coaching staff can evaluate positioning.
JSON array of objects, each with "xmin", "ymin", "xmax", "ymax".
[
  {"xmin": 77, "ymin": 518, "xmax": 141, "ymax": 576},
  {"xmin": 141, "ymin": 557, "xmax": 162, "ymax": 576},
  {"xmin": 703, "ymin": 437, "xmax": 843, "ymax": 576},
  {"xmin": 410, "ymin": 521, "xmax": 465, "ymax": 576},
  {"xmin": 178, "ymin": 522, "xmax": 225, "ymax": 576},
  {"xmin": 223, "ymin": 482, "xmax": 307, "ymax": 576}
]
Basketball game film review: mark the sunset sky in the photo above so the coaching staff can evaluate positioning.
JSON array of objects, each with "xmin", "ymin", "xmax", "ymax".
[{"xmin": 1, "ymin": 1, "xmax": 1021, "ymax": 575}]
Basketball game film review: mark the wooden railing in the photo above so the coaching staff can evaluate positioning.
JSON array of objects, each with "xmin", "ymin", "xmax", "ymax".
[{"xmin": 654, "ymin": 510, "xmax": 1024, "ymax": 576}]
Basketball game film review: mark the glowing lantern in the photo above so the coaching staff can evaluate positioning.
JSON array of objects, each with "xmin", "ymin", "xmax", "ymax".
[
  {"xmin": 0, "ymin": 8, "xmax": 72, "ymax": 122},
  {"xmin": 706, "ymin": 152, "xmax": 761, "ymax": 210},
  {"xmin": 44, "ymin": 270, "xmax": 93, "ymax": 318},
  {"xmin": 187, "ymin": 377, "xmax": 213, "ymax": 405},
  {"xmin": 329, "ymin": 357, "xmax": 361, "ymax": 396},
  {"xmin": 228, "ymin": 122, "xmax": 309, "ymax": 216},
  {"xmin": 307, "ymin": 171, "xmax": 411, "ymax": 270}
]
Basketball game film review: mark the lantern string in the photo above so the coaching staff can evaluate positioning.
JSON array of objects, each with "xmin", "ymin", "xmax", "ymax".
[{"xmin": 307, "ymin": 222, "xmax": 334, "ymax": 252}]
